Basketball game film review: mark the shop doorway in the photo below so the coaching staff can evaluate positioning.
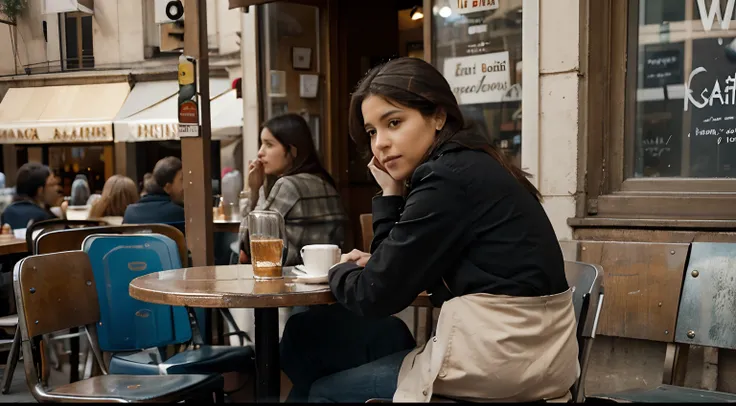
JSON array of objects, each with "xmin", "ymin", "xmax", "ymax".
[{"xmin": 336, "ymin": 0, "xmax": 425, "ymax": 249}]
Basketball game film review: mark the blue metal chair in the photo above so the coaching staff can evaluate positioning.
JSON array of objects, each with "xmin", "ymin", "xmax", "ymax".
[{"xmin": 81, "ymin": 233, "xmax": 254, "ymax": 377}]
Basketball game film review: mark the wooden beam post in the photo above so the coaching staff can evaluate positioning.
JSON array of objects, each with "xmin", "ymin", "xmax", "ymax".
[{"xmin": 182, "ymin": 0, "xmax": 214, "ymax": 267}]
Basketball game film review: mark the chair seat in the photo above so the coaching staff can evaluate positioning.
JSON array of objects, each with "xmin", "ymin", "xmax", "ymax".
[
  {"xmin": 47, "ymin": 373, "xmax": 223, "ymax": 402},
  {"xmin": 109, "ymin": 345, "xmax": 255, "ymax": 375},
  {"xmin": 588, "ymin": 384, "xmax": 736, "ymax": 403}
]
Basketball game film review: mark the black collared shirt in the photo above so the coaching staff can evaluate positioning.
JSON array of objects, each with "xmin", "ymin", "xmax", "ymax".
[
  {"xmin": 329, "ymin": 143, "xmax": 568, "ymax": 318},
  {"xmin": 123, "ymin": 193, "xmax": 185, "ymax": 233},
  {"xmin": 1, "ymin": 200, "xmax": 56, "ymax": 230}
]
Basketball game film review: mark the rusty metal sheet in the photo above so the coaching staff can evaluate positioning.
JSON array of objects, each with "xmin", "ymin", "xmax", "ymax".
[
  {"xmin": 676, "ymin": 243, "xmax": 736, "ymax": 350},
  {"xmin": 580, "ymin": 241, "xmax": 690, "ymax": 342}
]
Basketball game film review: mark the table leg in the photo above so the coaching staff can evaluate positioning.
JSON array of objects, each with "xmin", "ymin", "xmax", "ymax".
[
  {"xmin": 69, "ymin": 328, "xmax": 79, "ymax": 383},
  {"xmin": 254, "ymin": 308, "xmax": 280, "ymax": 403}
]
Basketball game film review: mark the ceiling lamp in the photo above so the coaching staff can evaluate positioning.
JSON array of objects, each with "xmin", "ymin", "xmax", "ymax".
[{"xmin": 410, "ymin": 6, "xmax": 424, "ymax": 20}]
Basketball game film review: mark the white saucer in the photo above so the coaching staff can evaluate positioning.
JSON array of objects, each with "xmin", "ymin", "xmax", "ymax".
[
  {"xmin": 294, "ymin": 274, "xmax": 328, "ymax": 284},
  {"xmin": 293, "ymin": 265, "xmax": 328, "ymax": 284}
]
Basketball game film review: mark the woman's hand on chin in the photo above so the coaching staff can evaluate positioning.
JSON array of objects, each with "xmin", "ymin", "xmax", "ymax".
[{"xmin": 368, "ymin": 157, "xmax": 405, "ymax": 197}]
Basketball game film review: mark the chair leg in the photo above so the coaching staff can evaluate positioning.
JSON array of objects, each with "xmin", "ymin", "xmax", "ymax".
[
  {"xmin": 1, "ymin": 328, "xmax": 21, "ymax": 394},
  {"xmin": 42, "ymin": 335, "xmax": 60, "ymax": 371},
  {"xmin": 663, "ymin": 343, "xmax": 689, "ymax": 386},
  {"xmin": 83, "ymin": 347, "xmax": 94, "ymax": 379}
]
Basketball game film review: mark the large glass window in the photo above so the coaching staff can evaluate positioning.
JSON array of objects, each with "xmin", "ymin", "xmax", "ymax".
[
  {"xmin": 259, "ymin": 2, "xmax": 325, "ymax": 156},
  {"xmin": 629, "ymin": 0, "xmax": 736, "ymax": 178},
  {"xmin": 431, "ymin": 0, "xmax": 523, "ymax": 167},
  {"xmin": 49, "ymin": 145, "xmax": 112, "ymax": 194}
]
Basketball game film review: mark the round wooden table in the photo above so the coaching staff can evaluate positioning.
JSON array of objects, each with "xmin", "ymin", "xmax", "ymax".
[{"xmin": 129, "ymin": 264, "xmax": 335, "ymax": 402}]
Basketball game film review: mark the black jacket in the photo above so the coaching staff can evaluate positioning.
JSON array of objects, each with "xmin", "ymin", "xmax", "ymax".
[
  {"xmin": 329, "ymin": 143, "xmax": 568, "ymax": 318},
  {"xmin": 123, "ymin": 193, "xmax": 185, "ymax": 233},
  {"xmin": 1, "ymin": 200, "xmax": 56, "ymax": 230}
]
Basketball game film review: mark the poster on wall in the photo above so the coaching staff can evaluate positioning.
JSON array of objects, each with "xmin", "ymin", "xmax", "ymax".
[
  {"xmin": 453, "ymin": 0, "xmax": 499, "ymax": 15},
  {"xmin": 442, "ymin": 51, "xmax": 511, "ymax": 105}
]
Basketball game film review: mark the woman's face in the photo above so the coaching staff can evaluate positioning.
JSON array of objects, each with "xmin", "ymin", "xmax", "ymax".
[
  {"xmin": 257, "ymin": 128, "xmax": 293, "ymax": 176},
  {"xmin": 362, "ymin": 95, "xmax": 443, "ymax": 182}
]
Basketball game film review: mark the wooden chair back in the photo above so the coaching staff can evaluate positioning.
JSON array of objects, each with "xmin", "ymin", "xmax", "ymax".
[
  {"xmin": 14, "ymin": 251, "xmax": 99, "ymax": 340},
  {"xmin": 359, "ymin": 214, "xmax": 373, "ymax": 252},
  {"xmin": 36, "ymin": 224, "xmax": 188, "ymax": 266},
  {"xmin": 579, "ymin": 241, "xmax": 689, "ymax": 342},
  {"xmin": 25, "ymin": 219, "xmax": 108, "ymax": 254}
]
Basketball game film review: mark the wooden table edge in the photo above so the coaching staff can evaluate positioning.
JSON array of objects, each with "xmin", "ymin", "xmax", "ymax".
[{"xmin": 130, "ymin": 282, "xmax": 433, "ymax": 309}]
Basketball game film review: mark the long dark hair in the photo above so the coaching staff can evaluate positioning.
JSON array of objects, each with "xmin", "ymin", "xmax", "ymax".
[
  {"xmin": 348, "ymin": 57, "xmax": 541, "ymax": 201},
  {"xmin": 262, "ymin": 113, "xmax": 336, "ymax": 192}
]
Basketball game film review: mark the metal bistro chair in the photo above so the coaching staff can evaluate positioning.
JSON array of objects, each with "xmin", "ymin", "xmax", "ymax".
[
  {"xmin": 366, "ymin": 260, "xmax": 605, "ymax": 403},
  {"xmin": 80, "ymin": 233, "xmax": 254, "ymax": 379},
  {"xmin": 587, "ymin": 243, "xmax": 736, "ymax": 403},
  {"xmin": 35, "ymin": 224, "xmax": 250, "ymax": 346},
  {"xmin": 13, "ymin": 251, "xmax": 224, "ymax": 403},
  {"xmin": 25, "ymin": 219, "xmax": 108, "ymax": 255},
  {"xmin": 1, "ymin": 219, "xmax": 108, "ymax": 394}
]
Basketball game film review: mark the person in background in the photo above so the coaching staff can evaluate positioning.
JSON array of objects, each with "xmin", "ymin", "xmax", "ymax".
[
  {"xmin": 139, "ymin": 173, "xmax": 154, "ymax": 198},
  {"xmin": 88, "ymin": 175, "xmax": 140, "ymax": 225},
  {"xmin": 123, "ymin": 157, "xmax": 185, "ymax": 231},
  {"xmin": 70, "ymin": 174, "xmax": 91, "ymax": 206},
  {"xmin": 239, "ymin": 113, "xmax": 347, "ymax": 266},
  {"xmin": 221, "ymin": 169, "xmax": 242, "ymax": 209},
  {"xmin": 1, "ymin": 163, "xmax": 62, "ymax": 230}
]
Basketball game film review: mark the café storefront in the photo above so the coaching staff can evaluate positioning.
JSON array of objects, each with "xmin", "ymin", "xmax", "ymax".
[
  {"xmin": 0, "ymin": 82, "xmax": 129, "ymax": 194},
  {"xmin": 231, "ymin": 0, "xmax": 525, "ymax": 248},
  {"xmin": 231, "ymin": 0, "xmax": 736, "ymax": 393}
]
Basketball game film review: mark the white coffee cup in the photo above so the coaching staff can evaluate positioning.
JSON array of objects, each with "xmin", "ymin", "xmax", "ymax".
[{"xmin": 300, "ymin": 244, "xmax": 341, "ymax": 276}]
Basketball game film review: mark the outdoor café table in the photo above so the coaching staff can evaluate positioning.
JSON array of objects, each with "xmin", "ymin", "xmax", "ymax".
[
  {"xmin": 213, "ymin": 219, "xmax": 241, "ymax": 234},
  {"xmin": 129, "ymin": 264, "xmax": 433, "ymax": 403},
  {"xmin": 0, "ymin": 236, "xmax": 27, "ymax": 256}
]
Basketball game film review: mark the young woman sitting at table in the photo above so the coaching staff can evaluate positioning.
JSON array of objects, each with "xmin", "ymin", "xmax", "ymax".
[
  {"xmin": 279, "ymin": 57, "xmax": 578, "ymax": 403},
  {"xmin": 88, "ymin": 175, "xmax": 140, "ymax": 225},
  {"xmin": 238, "ymin": 113, "xmax": 347, "ymax": 266}
]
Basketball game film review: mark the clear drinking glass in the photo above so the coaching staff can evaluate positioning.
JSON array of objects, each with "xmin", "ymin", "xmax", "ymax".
[{"xmin": 247, "ymin": 210, "xmax": 286, "ymax": 279}]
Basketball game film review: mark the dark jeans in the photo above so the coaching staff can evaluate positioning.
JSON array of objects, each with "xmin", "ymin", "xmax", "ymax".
[{"xmin": 280, "ymin": 304, "xmax": 416, "ymax": 403}]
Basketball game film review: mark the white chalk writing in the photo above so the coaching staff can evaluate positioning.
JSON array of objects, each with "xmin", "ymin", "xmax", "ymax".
[{"xmin": 684, "ymin": 68, "xmax": 736, "ymax": 110}]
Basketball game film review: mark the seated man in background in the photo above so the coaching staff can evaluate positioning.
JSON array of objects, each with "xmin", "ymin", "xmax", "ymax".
[
  {"xmin": 123, "ymin": 157, "xmax": 185, "ymax": 232},
  {"xmin": 1, "ymin": 163, "xmax": 62, "ymax": 230}
]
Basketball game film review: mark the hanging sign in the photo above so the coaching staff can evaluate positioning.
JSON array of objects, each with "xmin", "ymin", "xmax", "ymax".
[
  {"xmin": 178, "ymin": 55, "xmax": 200, "ymax": 137},
  {"xmin": 453, "ymin": 0, "xmax": 499, "ymax": 15}
]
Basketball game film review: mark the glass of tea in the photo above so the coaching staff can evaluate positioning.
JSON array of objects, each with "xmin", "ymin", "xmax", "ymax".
[{"xmin": 247, "ymin": 210, "xmax": 286, "ymax": 279}]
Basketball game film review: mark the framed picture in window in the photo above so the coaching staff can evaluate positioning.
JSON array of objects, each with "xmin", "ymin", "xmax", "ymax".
[
  {"xmin": 269, "ymin": 70, "xmax": 287, "ymax": 97},
  {"xmin": 292, "ymin": 47, "xmax": 312, "ymax": 70},
  {"xmin": 299, "ymin": 74, "xmax": 319, "ymax": 98}
]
